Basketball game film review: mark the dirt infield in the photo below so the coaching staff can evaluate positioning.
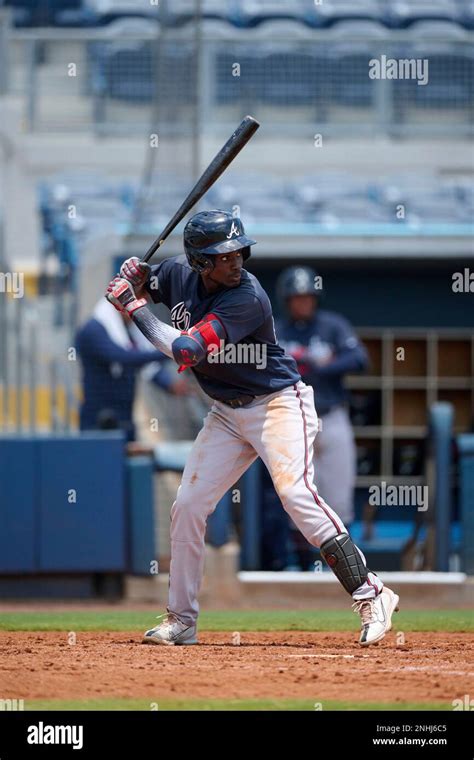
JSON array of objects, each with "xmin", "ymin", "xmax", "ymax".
[{"xmin": 1, "ymin": 631, "xmax": 473, "ymax": 705}]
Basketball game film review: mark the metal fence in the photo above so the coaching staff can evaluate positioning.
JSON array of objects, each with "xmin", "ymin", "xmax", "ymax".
[
  {"xmin": 0, "ymin": 289, "xmax": 79, "ymax": 434},
  {"xmin": 4, "ymin": 21, "xmax": 474, "ymax": 137}
]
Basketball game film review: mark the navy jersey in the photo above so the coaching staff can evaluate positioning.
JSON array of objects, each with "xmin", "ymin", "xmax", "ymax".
[
  {"xmin": 146, "ymin": 255, "xmax": 300, "ymax": 400},
  {"xmin": 276, "ymin": 310, "xmax": 368, "ymax": 415}
]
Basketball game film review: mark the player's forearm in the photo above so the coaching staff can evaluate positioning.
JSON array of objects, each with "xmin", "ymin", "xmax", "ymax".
[{"xmin": 132, "ymin": 307, "xmax": 181, "ymax": 359}]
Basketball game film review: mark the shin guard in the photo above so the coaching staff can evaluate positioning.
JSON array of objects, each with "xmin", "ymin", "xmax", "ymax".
[{"xmin": 320, "ymin": 533, "xmax": 368, "ymax": 595}]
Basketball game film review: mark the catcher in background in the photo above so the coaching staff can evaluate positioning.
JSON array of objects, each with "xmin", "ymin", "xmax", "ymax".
[{"xmin": 105, "ymin": 209, "xmax": 400, "ymax": 647}]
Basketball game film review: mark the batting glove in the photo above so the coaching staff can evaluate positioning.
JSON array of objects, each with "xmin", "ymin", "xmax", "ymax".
[
  {"xmin": 119, "ymin": 257, "xmax": 151, "ymax": 288},
  {"xmin": 106, "ymin": 276, "xmax": 147, "ymax": 316}
]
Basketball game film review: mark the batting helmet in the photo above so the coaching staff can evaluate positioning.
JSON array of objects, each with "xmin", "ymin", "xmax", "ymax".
[
  {"xmin": 277, "ymin": 266, "xmax": 322, "ymax": 305},
  {"xmin": 184, "ymin": 210, "xmax": 256, "ymax": 274}
]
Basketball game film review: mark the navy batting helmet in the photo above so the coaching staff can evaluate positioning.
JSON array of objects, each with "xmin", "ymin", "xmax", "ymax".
[
  {"xmin": 184, "ymin": 210, "xmax": 256, "ymax": 274},
  {"xmin": 277, "ymin": 266, "xmax": 322, "ymax": 305}
]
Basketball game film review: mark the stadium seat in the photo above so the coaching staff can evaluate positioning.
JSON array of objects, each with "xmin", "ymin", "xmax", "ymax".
[
  {"xmin": 200, "ymin": 18, "xmax": 241, "ymax": 39},
  {"xmin": 402, "ymin": 199, "xmax": 468, "ymax": 224},
  {"xmin": 313, "ymin": 0, "xmax": 384, "ymax": 28},
  {"xmin": 1, "ymin": 0, "xmax": 51, "ymax": 27},
  {"xmin": 233, "ymin": 0, "xmax": 310, "ymax": 28},
  {"xmin": 93, "ymin": 36, "xmax": 195, "ymax": 105},
  {"xmin": 288, "ymin": 174, "xmax": 372, "ymax": 215},
  {"xmin": 82, "ymin": 0, "xmax": 160, "ymax": 26},
  {"xmin": 100, "ymin": 18, "xmax": 161, "ymax": 37},
  {"xmin": 258, "ymin": 49, "xmax": 321, "ymax": 107},
  {"xmin": 161, "ymin": 0, "xmax": 236, "ymax": 27},
  {"xmin": 215, "ymin": 47, "xmax": 262, "ymax": 107},
  {"xmin": 48, "ymin": 0, "xmax": 91, "ymax": 27},
  {"xmin": 238, "ymin": 199, "xmax": 304, "ymax": 226},
  {"xmin": 317, "ymin": 198, "xmax": 392, "ymax": 225},
  {"xmin": 242, "ymin": 19, "xmax": 318, "ymax": 40},
  {"xmin": 459, "ymin": 0, "xmax": 474, "ymax": 29},
  {"xmin": 331, "ymin": 42, "xmax": 379, "ymax": 108},
  {"xmin": 329, "ymin": 19, "xmax": 388, "ymax": 37},
  {"xmin": 392, "ymin": 42, "xmax": 473, "ymax": 117},
  {"xmin": 405, "ymin": 19, "xmax": 469, "ymax": 38},
  {"xmin": 384, "ymin": 0, "xmax": 462, "ymax": 28},
  {"xmin": 375, "ymin": 175, "xmax": 438, "ymax": 213},
  {"xmin": 39, "ymin": 171, "xmax": 473, "ymax": 241},
  {"xmin": 103, "ymin": 42, "xmax": 155, "ymax": 102}
]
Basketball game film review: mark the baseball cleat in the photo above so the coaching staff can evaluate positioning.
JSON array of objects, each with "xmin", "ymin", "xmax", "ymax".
[
  {"xmin": 353, "ymin": 586, "xmax": 400, "ymax": 647},
  {"xmin": 142, "ymin": 614, "xmax": 198, "ymax": 646}
]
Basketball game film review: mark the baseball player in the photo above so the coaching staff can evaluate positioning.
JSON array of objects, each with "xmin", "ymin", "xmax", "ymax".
[
  {"xmin": 105, "ymin": 210, "xmax": 400, "ymax": 647},
  {"xmin": 276, "ymin": 266, "xmax": 368, "ymax": 533}
]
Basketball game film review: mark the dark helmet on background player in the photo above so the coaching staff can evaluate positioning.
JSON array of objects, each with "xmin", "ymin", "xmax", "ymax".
[
  {"xmin": 277, "ymin": 266, "xmax": 323, "ymax": 309},
  {"xmin": 184, "ymin": 210, "xmax": 256, "ymax": 274}
]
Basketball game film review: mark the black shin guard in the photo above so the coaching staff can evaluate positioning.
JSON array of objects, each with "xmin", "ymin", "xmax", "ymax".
[{"xmin": 320, "ymin": 533, "xmax": 368, "ymax": 595}]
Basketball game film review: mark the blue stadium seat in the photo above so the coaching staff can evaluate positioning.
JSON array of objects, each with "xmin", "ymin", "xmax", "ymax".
[
  {"xmin": 210, "ymin": 173, "xmax": 289, "ymax": 209},
  {"xmin": 233, "ymin": 0, "xmax": 311, "ymax": 28},
  {"xmin": 238, "ymin": 198, "xmax": 304, "ymax": 225},
  {"xmin": 103, "ymin": 42, "xmax": 155, "ymax": 102},
  {"xmin": 460, "ymin": 0, "xmax": 474, "ymax": 29},
  {"xmin": 385, "ymin": 0, "xmax": 462, "ymax": 28},
  {"xmin": 445, "ymin": 177, "xmax": 474, "ymax": 211},
  {"xmin": 215, "ymin": 48, "xmax": 262, "ymax": 106},
  {"xmin": 392, "ymin": 43, "xmax": 473, "ymax": 118},
  {"xmin": 82, "ymin": 0, "xmax": 159, "ymax": 26},
  {"xmin": 258, "ymin": 50, "xmax": 321, "ymax": 107},
  {"xmin": 376, "ymin": 175, "xmax": 469, "ymax": 223},
  {"xmin": 405, "ymin": 19, "xmax": 469, "ymax": 38},
  {"xmin": 158, "ymin": 42, "xmax": 195, "ymax": 104},
  {"xmin": 403, "ymin": 199, "xmax": 468, "ymax": 224},
  {"xmin": 288, "ymin": 174, "xmax": 372, "ymax": 218},
  {"xmin": 415, "ymin": 46, "xmax": 473, "ymax": 109},
  {"xmin": 313, "ymin": 0, "xmax": 384, "ymax": 28},
  {"xmin": 317, "ymin": 198, "xmax": 392, "ymax": 225},
  {"xmin": 241, "ymin": 18, "xmax": 321, "ymax": 39},
  {"xmin": 2, "ymin": 0, "xmax": 52, "ymax": 26},
  {"xmin": 329, "ymin": 19, "xmax": 388, "ymax": 38},
  {"xmin": 93, "ymin": 37, "xmax": 195, "ymax": 105},
  {"xmin": 331, "ymin": 43, "xmax": 379, "ymax": 107},
  {"xmin": 162, "ymin": 0, "xmax": 236, "ymax": 27}
]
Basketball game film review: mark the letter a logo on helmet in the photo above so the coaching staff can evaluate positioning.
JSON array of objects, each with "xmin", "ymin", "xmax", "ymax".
[
  {"xmin": 183, "ymin": 209, "xmax": 257, "ymax": 274},
  {"xmin": 226, "ymin": 221, "xmax": 240, "ymax": 239}
]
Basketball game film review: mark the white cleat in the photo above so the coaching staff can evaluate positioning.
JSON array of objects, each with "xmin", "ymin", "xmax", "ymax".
[
  {"xmin": 353, "ymin": 586, "xmax": 400, "ymax": 647},
  {"xmin": 142, "ymin": 614, "xmax": 198, "ymax": 646}
]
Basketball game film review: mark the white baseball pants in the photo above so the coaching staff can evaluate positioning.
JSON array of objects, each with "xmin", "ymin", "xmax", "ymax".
[{"xmin": 167, "ymin": 381, "xmax": 382, "ymax": 625}]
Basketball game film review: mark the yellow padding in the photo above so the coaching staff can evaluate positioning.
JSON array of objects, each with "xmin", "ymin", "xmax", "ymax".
[{"xmin": 0, "ymin": 386, "xmax": 79, "ymax": 428}]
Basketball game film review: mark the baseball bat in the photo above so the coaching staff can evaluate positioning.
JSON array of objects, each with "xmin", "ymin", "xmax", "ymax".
[{"xmin": 140, "ymin": 115, "xmax": 260, "ymax": 263}]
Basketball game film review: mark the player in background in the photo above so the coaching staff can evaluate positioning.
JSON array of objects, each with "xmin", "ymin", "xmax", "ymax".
[
  {"xmin": 105, "ymin": 209, "xmax": 399, "ymax": 647},
  {"xmin": 76, "ymin": 298, "xmax": 189, "ymax": 442},
  {"xmin": 275, "ymin": 267, "xmax": 368, "ymax": 568}
]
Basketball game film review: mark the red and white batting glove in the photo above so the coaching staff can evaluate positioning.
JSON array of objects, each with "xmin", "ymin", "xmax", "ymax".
[
  {"xmin": 106, "ymin": 276, "xmax": 147, "ymax": 316},
  {"xmin": 119, "ymin": 256, "xmax": 151, "ymax": 287}
]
